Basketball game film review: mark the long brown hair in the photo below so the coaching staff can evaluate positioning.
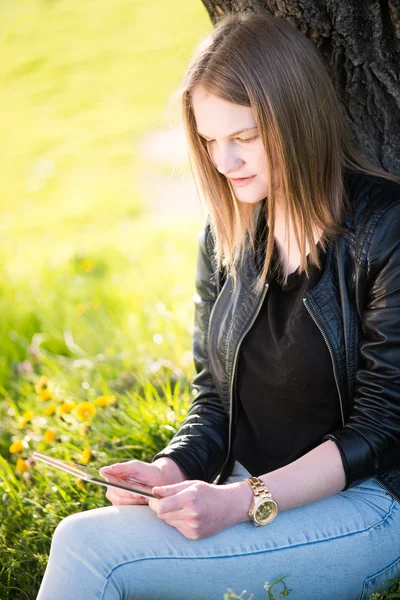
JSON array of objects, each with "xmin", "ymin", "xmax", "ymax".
[{"xmin": 176, "ymin": 12, "xmax": 400, "ymax": 294}]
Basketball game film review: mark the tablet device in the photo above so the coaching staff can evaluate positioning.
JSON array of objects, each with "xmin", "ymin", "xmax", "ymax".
[{"xmin": 32, "ymin": 451, "xmax": 159, "ymax": 498}]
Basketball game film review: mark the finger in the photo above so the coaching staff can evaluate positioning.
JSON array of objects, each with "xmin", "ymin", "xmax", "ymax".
[
  {"xmin": 156, "ymin": 508, "xmax": 188, "ymax": 523},
  {"xmin": 107, "ymin": 495, "xmax": 148, "ymax": 506},
  {"xmin": 152, "ymin": 480, "xmax": 195, "ymax": 497},
  {"xmin": 149, "ymin": 491, "xmax": 190, "ymax": 516},
  {"xmin": 106, "ymin": 488, "xmax": 138, "ymax": 500},
  {"xmin": 100, "ymin": 460, "xmax": 142, "ymax": 478},
  {"xmin": 106, "ymin": 490, "xmax": 148, "ymax": 504}
]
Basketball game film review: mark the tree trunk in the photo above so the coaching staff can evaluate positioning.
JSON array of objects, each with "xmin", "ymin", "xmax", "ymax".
[{"xmin": 201, "ymin": 0, "xmax": 400, "ymax": 175}]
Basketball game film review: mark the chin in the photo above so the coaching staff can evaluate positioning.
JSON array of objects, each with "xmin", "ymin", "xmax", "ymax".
[
  {"xmin": 235, "ymin": 192, "xmax": 267, "ymax": 204},
  {"xmin": 236, "ymin": 198, "xmax": 262, "ymax": 204}
]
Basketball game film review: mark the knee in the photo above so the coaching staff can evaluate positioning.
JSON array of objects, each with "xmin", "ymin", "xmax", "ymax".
[
  {"xmin": 51, "ymin": 507, "xmax": 117, "ymax": 555},
  {"xmin": 52, "ymin": 512, "xmax": 84, "ymax": 552}
]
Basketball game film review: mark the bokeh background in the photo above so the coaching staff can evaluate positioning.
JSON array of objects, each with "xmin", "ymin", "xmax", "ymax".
[
  {"xmin": 0, "ymin": 0, "xmax": 212, "ymax": 391},
  {"xmin": 0, "ymin": 2, "xmax": 214, "ymax": 596}
]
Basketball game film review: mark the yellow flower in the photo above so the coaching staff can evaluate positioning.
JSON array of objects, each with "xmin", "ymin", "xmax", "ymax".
[
  {"xmin": 43, "ymin": 429, "xmax": 56, "ymax": 443},
  {"xmin": 75, "ymin": 303, "xmax": 86, "ymax": 315},
  {"xmin": 111, "ymin": 436, "xmax": 120, "ymax": 444},
  {"xmin": 74, "ymin": 402, "xmax": 96, "ymax": 421},
  {"xmin": 94, "ymin": 395, "xmax": 116, "ymax": 407},
  {"xmin": 17, "ymin": 410, "xmax": 34, "ymax": 429},
  {"xmin": 79, "ymin": 422, "xmax": 91, "ymax": 436},
  {"xmin": 44, "ymin": 403, "xmax": 56, "ymax": 416},
  {"xmin": 75, "ymin": 478, "xmax": 85, "ymax": 490},
  {"xmin": 16, "ymin": 458, "xmax": 29, "ymax": 474},
  {"xmin": 80, "ymin": 447, "xmax": 92, "ymax": 464},
  {"xmin": 9, "ymin": 440, "xmax": 24, "ymax": 454},
  {"xmin": 35, "ymin": 375, "xmax": 55, "ymax": 400},
  {"xmin": 56, "ymin": 401, "xmax": 76, "ymax": 418},
  {"xmin": 38, "ymin": 388, "xmax": 53, "ymax": 401},
  {"xmin": 35, "ymin": 376, "xmax": 49, "ymax": 394},
  {"xmin": 81, "ymin": 259, "xmax": 94, "ymax": 273}
]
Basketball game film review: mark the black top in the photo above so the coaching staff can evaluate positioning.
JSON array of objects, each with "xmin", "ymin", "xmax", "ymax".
[{"xmin": 232, "ymin": 228, "xmax": 342, "ymax": 476}]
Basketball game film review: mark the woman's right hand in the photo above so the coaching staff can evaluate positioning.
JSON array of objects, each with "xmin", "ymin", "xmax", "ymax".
[{"xmin": 99, "ymin": 457, "xmax": 188, "ymax": 506}]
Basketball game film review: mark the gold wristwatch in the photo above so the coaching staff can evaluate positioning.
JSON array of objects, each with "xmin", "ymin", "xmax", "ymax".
[{"xmin": 244, "ymin": 477, "xmax": 278, "ymax": 526}]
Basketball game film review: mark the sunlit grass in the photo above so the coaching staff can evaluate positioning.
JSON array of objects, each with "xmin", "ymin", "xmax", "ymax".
[
  {"xmin": 0, "ymin": 0, "xmax": 211, "ymax": 224},
  {"xmin": 0, "ymin": 0, "xmax": 210, "ymax": 596}
]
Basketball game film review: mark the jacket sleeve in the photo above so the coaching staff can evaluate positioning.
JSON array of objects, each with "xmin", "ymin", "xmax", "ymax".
[
  {"xmin": 324, "ymin": 202, "xmax": 400, "ymax": 488},
  {"xmin": 151, "ymin": 218, "xmax": 229, "ymax": 482}
]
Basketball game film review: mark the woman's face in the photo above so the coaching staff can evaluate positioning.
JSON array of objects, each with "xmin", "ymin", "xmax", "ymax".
[{"xmin": 192, "ymin": 85, "xmax": 274, "ymax": 204}]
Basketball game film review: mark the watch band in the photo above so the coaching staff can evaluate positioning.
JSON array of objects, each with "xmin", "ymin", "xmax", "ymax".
[{"xmin": 245, "ymin": 476, "xmax": 273, "ymax": 500}]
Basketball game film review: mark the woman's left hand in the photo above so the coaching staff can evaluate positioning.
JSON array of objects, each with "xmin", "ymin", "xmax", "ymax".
[{"xmin": 148, "ymin": 479, "xmax": 251, "ymax": 540}]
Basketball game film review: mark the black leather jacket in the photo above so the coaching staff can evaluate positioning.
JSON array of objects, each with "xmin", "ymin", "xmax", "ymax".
[{"xmin": 153, "ymin": 170, "xmax": 400, "ymax": 503}]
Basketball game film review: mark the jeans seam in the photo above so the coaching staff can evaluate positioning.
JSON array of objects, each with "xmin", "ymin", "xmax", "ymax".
[{"xmin": 100, "ymin": 499, "xmax": 397, "ymax": 599}]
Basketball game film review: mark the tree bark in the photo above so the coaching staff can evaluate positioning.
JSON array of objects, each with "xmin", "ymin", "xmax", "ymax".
[{"xmin": 201, "ymin": 0, "xmax": 400, "ymax": 175}]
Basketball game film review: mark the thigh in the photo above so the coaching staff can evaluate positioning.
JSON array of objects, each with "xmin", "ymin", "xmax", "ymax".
[{"xmin": 39, "ymin": 476, "xmax": 400, "ymax": 600}]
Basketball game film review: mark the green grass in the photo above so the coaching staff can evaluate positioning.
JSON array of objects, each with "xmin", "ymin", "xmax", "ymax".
[
  {"xmin": 0, "ymin": 1, "xmax": 398, "ymax": 598},
  {"xmin": 0, "ymin": 0, "xmax": 211, "ymax": 596}
]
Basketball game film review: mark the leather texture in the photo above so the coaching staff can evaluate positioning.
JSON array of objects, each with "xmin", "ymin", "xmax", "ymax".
[{"xmin": 152, "ymin": 170, "xmax": 400, "ymax": 502}]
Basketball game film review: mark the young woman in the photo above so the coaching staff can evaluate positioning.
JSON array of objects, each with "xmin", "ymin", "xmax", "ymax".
[{"xmin": 36, "ymin": 12, "xmax": 400, "ymax": 600}]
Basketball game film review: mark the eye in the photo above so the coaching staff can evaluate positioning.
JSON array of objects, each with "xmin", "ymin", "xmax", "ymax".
[{"xmin": 238, "ymin": 135, "xmax": 259, "ymax": 144}]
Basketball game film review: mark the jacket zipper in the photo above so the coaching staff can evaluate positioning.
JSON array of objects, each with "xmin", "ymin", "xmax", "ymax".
[
  {"xmin": 215, "ymin": 282, "xmax": 270, "ymax": 483},
  {"xmin": 303, "ymin": 298, "xmax": 400, "ymax": 504},
  {"xmin": 303, "ymin": 297, "xmax": 345, "ymax": 426}
]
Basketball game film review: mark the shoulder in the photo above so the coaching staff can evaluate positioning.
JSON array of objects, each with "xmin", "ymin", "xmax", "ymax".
[
  {"xmin": 344, "ymin": 169, "xmax": 400, "ymax": 229},
  {"xmin": 343, "ymin": 170, "xmax": 400, "ymax": 268}
]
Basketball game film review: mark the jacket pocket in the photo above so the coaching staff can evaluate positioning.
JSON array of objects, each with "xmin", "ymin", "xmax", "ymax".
[{"xmin": 358, "ymin": 556, "xmax": 400, "ymax": 600}]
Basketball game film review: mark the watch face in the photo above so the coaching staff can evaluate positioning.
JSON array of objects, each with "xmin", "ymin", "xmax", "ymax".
[{"xmin": 254, "ymin": 500, "xmax": 278, "ymax": 524}]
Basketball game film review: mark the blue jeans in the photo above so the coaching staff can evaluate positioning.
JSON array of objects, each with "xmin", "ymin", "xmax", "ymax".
[{"xmin": 36, "ymin": 461, "xmax": 400, "ymax": 600}]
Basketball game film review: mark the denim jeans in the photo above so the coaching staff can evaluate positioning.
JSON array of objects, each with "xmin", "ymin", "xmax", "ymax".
[{"xmin": 36, "ymin": 461, "xmax": 400, "ymax": 600}]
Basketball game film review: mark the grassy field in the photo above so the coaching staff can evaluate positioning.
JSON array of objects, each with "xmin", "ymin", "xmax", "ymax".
[
  {"xmin": 0, "ymin": 1, "xmax": 399, "ymax": 598},
  {"xmin": 0, "ymin": 1, "xmax": 211, "ymax": 597}
]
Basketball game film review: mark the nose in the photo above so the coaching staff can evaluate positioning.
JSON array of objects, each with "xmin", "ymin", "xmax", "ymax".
[{"xmin": 209, "ymin": 143, "xmax": 244, "ymax": 176}]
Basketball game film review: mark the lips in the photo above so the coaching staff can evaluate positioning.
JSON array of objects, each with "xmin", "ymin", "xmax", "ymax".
[{"xmin": 229, "ymin": 175, "xmax": 256, "ymax": 187}]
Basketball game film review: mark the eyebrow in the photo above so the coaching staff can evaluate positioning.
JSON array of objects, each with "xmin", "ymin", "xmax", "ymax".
[{"xmin": 197, "ymin": 126, "xmax": 258, "ymax": 140}]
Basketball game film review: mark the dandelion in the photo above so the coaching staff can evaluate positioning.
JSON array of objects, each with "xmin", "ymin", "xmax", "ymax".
[
  {"xmin": 56, "ymin": 401, "xmax": 76, "ymax": 418},
  {"xmin": 75, "ymin": 478, "xmax": 85, "ymax": 490},
  {"xmin": 16, "ymin": 458, "xmax": 29, "ymax": 474},
  {"xmin": 9, "ymin": 440, "xmax": 24, "ymax": 454},
  {"xmin": 38, "ymin": 388, "xmax": 53, "ymax": 401},
  {"xmin": 80, "ymin": 259, "xmax": 94, "ymax": 273},
  {"xmin": 44, "ymin": 404, "xmax": 56, "ymax": 416},
  {"xmin": 75, "ymin": 402, "xmax": 96, "ymax": 421},
  {"xmin": 43, "ymin": 429, "xmax": 56, "ymax": 443},
  {"xmin": 80, "ymin": 447, "xmax": 92, "ymax": 464},
  {"xmin": 17, "ymin": 410, "xmax": 34, "ymax": 429},
  {"xmin": 75, "ymin": 303, "xmax": 86, "ymax": 315},
  {"xmin": 94, "ymin": 395, "xmax": 116, "ymax": 407},
  {"xmin": 35, "ymin": 376, "xmax": 49, "ymax": 394}
]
